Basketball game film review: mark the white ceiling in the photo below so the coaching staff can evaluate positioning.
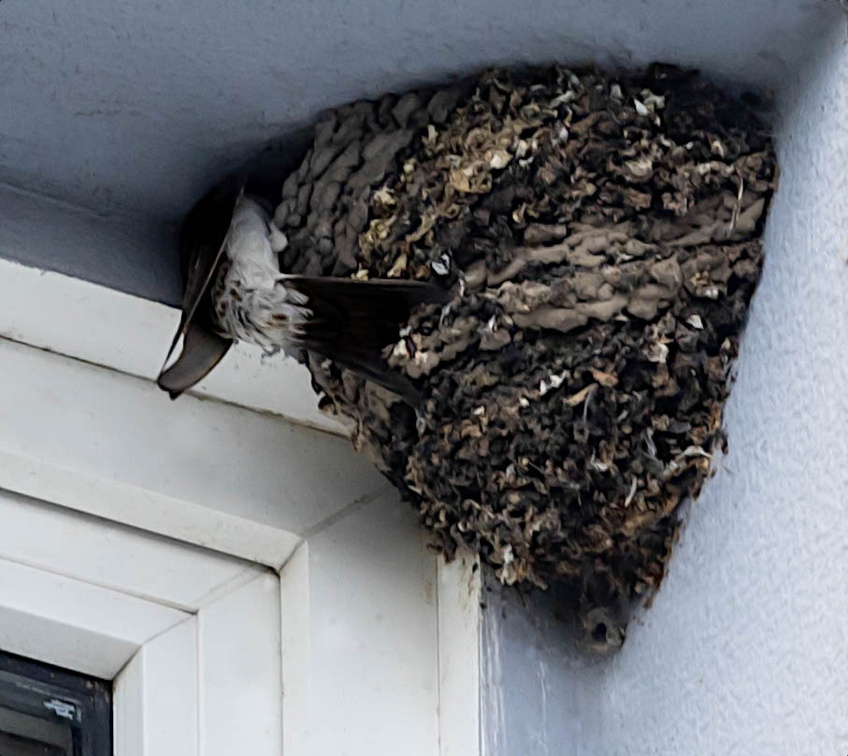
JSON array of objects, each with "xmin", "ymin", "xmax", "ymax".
[{"xmin": 0, "ymin": 0, "xmax": 838, "ymax": 301}]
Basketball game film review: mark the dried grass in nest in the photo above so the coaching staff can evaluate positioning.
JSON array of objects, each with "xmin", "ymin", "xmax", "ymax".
[{"xmin": 274, "ymin": 62, "xmax": 777, "ymax": 649}]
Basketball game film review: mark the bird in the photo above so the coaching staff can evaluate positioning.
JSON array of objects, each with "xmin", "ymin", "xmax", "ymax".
[{"xmin": 156, "ymin": 174, "xmax": 450, "ymax": 405}]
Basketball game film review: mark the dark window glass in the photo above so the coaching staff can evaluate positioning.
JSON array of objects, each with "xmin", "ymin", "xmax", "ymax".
[{"xmin": 0, "ymin": 652, "xmax": 111, "ymax": 756}]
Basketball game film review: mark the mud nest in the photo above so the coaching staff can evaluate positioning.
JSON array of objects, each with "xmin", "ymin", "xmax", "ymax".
[{"xmin": 273, "ymin": 63, "xmax": 777, "ymax": 646}]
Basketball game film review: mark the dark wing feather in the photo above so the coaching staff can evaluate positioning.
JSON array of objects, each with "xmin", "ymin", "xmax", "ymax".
[
  {"xmin": 156, "ymin": 175, "xmax": 243, "ymax": 397},
  {"xmin": 156, "ymin": 322, "xmax": 232, "ymax": 399},
  {"xmin": 284, "ymin": 276, "xmax": 450, "ymax": 405}
]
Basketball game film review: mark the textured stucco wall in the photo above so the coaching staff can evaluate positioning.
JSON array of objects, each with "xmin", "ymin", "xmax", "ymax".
[
  {"xmin": 481, "ymin": 16, "xmax": 848, "ymax": 755},
  {"xmin": 0, "ymin": 0, "xmax": 835, "ymax": 303}
]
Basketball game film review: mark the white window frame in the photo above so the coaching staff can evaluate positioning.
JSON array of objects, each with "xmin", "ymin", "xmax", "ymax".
[
  {"xmin": 0, "ymin": 257, "xmax": 483, "ymax": 756},
  {"xmin": 0, "ymin": 487, "xmax": 481, "ymax": 756},
  {"xmin": 0, "ymin": 490, "xmax": 282, "ymax": 756}
]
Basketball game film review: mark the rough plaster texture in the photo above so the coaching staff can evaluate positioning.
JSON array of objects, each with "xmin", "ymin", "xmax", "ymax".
[
  {"xmin": 481, "ymin": 18, "xmax": 848, "ymax": 755},
  {"xmin": 0, "ymin": 0, "xmax": 835, "ymax": 303}
]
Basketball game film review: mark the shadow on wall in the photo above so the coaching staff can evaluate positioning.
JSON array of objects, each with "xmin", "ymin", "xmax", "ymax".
[{"xmin": 480, "ymin": 569, "xmax": 615, "ymax": 755}]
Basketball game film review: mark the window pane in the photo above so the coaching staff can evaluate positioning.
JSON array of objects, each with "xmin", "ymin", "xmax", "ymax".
[{"xmin": 0, "ymin": 652, "xmax": 112, "ymax": 756}]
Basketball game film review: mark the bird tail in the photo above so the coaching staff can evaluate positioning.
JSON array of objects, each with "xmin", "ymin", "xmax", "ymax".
[{"xmin": 283, "ymin": 276, "xmax": 450, "ymax": 405}]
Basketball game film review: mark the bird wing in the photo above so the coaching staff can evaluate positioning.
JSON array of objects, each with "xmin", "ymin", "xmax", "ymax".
[
  {"xmin": 156, "ymin": 321, "xmax": 232, "ymax": 399},
  {"xmin": 156, "ymin": 175, "xmax": 243, "ymax": 396},
  {"xmin": 283, "ymin": 276, "xmax": 450, "ymax": 405}
]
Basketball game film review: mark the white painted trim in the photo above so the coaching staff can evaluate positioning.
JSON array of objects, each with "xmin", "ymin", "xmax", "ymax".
[
  {"xmin": 0, "ymin": 488, "xmax": 265, "ymax": 610},
  {"xmin": 279, "ymin": 492, "xmax": 442, "ymax": 756},
  {"xmin": 0, "ymin": 258, "xmax": 486, "ymax": 756},
  {"xmin": 0, "ymin": 406, "xmax": 488, "ymax": 756},
  {"xmin": 0, "ymin": 446, "xmax": 301, "ymax": 570},
  {"xmin": 0, "ymin": 256, "xmax": 345, "ymax": 434},
  {"xmin": 0, "ymin": 334, "xmax": 387, "ymax": 567},
  {"xmin": 0, "ymin": 465, "xmax": 489, "ymax": 756},
  {"xmin": 279, "ymin": 544, "xmax": 310, "ymax": 756},
  {"xmin": 197, "ymin": 573, "xmax": 282, "ymax": 756},
  {"xmin": 0, "ymin": 492, "xmax": 283, "ymax": 755},
  {"xmin": 437, "ymin": 554, "xmax": 483, "ymax": 756},
  {"xmin": 278, "ymin": 496, "xmax": 487, "ymax": 756},
  {"xmin": 0, "ymin": 556, "xmax": 189, "ymax": 679},
  {"xmin": 114, "ymin": 618, "xmax": 199, "ymax": 756}
]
